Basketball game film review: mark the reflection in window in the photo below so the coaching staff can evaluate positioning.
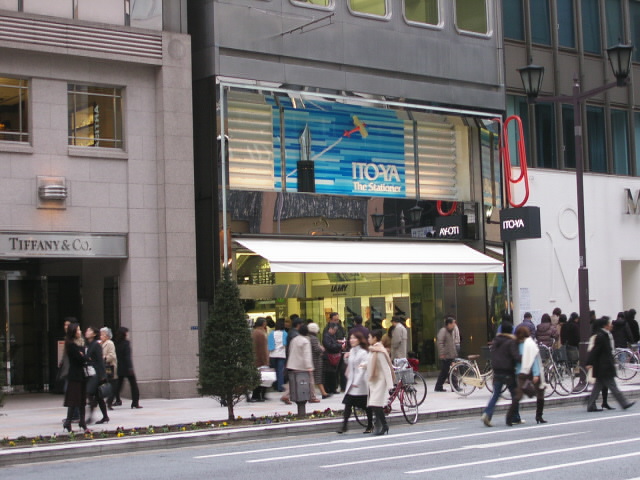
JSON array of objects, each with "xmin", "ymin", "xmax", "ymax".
[
  {"xmin": 587, "ymin": 106, "xmax": 606, "ymax": 172},
  {"xmin": 632, "ymin": 1, "xmax": 640, "ymax": 62},
  {"xmin": 557, "ymin": 0, "xmax": 576, "ymax": 48},
  {"xmin": 503, "ymin": 0, "xmax": 523, "ymax": 40},
  {"xmin": 611, "ymin": 109, "xmax": 629, "ymax": 175},
  {"xmin": 68, "ymin": 85, "xmax": 123, "ymax": 148},
  {"xmin": 535, "ymin": 103, "xmax": 556, "ymax": 169},
  {"xmin": 129, "ymin": 0, "xmax": 162, "ymax": 30},
  {"xmin": 605, "ymin": 0, "xmax": 623, "ymax": 48},
  {"xmin": 404, "ymin": 0, "xmax": 438, "ymax": 25},
  {"xmin": 531, "ymin": 0, "xmax": 551, "ymax": 45},
  {"xmin": 582, "ymin": 0, "xmax": 601, "ymax": 54},
  {"xmin": 561, "ymin": 105, "xmax": 575, "ymax": 169},
  {"xmin": 349, "ymin": 0, "xmax": 387, "ymax": 16},
  {"xmin": 506, "ymin": 95, "xmax": 531, "ymax": 167},
  {"xmin": 455, "ymin": 0, "xmax": 488, "ymax": 34},
  {"xmin": 0, "ymin": 77, "xmax": 29, "ymax": 143},
  {"xmin": 292, "ymin": 0, "xmax": 332, "ymax": 6}
]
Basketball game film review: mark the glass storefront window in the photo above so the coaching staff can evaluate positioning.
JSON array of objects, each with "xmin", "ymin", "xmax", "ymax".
[
  {"xmin": 404, "ymin": 0, "xmax": 439, "ymax": 26},
  {"xmin": 0, "ymin": 77, "xmax": 29, "ymax": 143},
  {"xmin": 68, "ymin": 85, "xmax": 123, "ymax": 148},
  {"xmin": 455, "ymin": 0, "xmax": 488, "ymax": 35},
  {"xmin": 348, "ymin": 0, "xmax": 388, "ymax": 17}
]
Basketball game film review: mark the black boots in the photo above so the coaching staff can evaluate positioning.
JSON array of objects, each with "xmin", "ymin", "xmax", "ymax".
[{"xmin": 372, "ymin": 407, "xmax": 389, "ymax": 436}]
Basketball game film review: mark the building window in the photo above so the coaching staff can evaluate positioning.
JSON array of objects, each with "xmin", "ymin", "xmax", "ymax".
[
  {"xmin": 455, "ymin": 0, "xmax": 488, "ymax": 34},
  {"xmin": 0, "ymin": 77, "xmax": 29, "ymax": 143},
  {"xmin": 291, "ymin": 0, "xmax": 333, "ymax": 8},
  {"xmin": 611, "ymin": 109, "xmax": 629, "ymax": 175},
  {"xmin": 531, "ymin": 0, "xmax": 551, "ymax": 45},
  {"xmin": 534, "ymin": 103, "xmax": 556, "ymax": 169},
  {"xmin": 635, "ymin": 112, "xmax": 640, "ymax": 175},
  {"xmin": 503, "ymin": 0, "xmax": 524, "ymax": 40},
  {"xmin": 505, "ymin": 95, "xmax": 530, "ymax": 167},
  {"xmin": 586, "ymin": 106, "xmax": 606, "ymax": 172},
  {"xmin": 68, "ymin": 85, "xmax": 123, "ymax": 148},
  {"xmin": 581, "ymin": 0, "xmax": 601, "ymax": 54},
  {"xmin": 348, "ymin": 0, "xmax": 388, "ymax": 17},
  {"xmin": 404, "ymin": 0, "xmax": 439, "ymax": 26},
  {"xmin": 561, "ymin": 104, "xmax": 575, "ymax": 169},
  {"xmin": 557, "ymin": 0, "xmax": 576, "ymax": 48},
  {"xmin": 605, "ymin": 0, "xmax": 623, "ymax": 48},
  {"xmin": 632, "ymin": 1, "xmax": 640, "ymax": 62}
]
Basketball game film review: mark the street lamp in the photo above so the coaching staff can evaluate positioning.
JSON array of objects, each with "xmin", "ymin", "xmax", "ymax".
[{"xmin": 517, "ymin": 43, "xmax": 633, "ymax": 363}]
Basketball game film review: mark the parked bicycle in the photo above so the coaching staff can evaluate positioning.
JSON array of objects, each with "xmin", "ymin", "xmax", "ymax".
[
  {"xmin": 613, "ymin": 346, "xmax": 640, "ymax": 381},
  {"xmin": 449, "ymin": 354, "xmax": 501, "ymax": 397},
  {"xmin": 538, "ymin": 344, "xmax": 588, "ymax": 397}
]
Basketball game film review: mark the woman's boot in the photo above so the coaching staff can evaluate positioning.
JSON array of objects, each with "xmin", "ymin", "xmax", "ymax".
[
  {"xmin": 337, "ymin": 406, "xmax": 350, "ymax": 434},
  {"xmin": 535, "ymin": 396, "xmax": 547, "ymax": 424},
  {"xmin": 372, "ymin": 407, "xmax": 389, "ymax": 435},
  {"xmin": 602, "ymin": 388, "xmax": 615, "ymax": 410}
]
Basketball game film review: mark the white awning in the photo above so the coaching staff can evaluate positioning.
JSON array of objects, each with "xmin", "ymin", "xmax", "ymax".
[{"xmin": 235, "ymin": 238, "xmax": 504, "ymax": 274}]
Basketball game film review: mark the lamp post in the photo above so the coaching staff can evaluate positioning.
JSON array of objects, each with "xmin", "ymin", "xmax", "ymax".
[{"xmin": 517, "ymin": 43, "xmax": 633, "ymax": 363}]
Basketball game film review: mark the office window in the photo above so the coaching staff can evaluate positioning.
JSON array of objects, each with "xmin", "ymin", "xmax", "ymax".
[
  {"xmin": 503, "ymin": 0, "xmax": 524, "ymax": 40},
  {"xmin": 586, "ymin": 106, "xmax": 606, "ymax": 172},
  {"xmin": 348, "ymin": 0, "xmax": 387, "ymax": 16},
  {"xmin": 531, "ymin": 0, "xmax": 551, "ymax": 45},
  {"xmin": 535, "ymin": 103, "xmax": 556, "ymax": 169},
  {"xmin": 455, "ymin": 0, "xmax": 488, "ymax": 34},
  {"xmin": 557, "ymin": 0, "xmax": 576, "ymax": 48},
  {"xmin": 291, "ymin": 0, "xmax": 332, "ymax": 7},
  {"xmin": 632, "ymin": 1, "xmax": 640, "ymax": 62},
  {"xmin": 561, "ymin": 105, "xmax": 575, "ymax": 169},
  {"xmin": 582, "ymin": 0, "xmax": 601, "ymax": 54},
  {"xmin": 605, "ymin": 0, "xmax": 623, "ymax": 47},
  {"xmin": 505, "ymin": 95, "xmax": 530, "ymax": 167},
  {"xmin": 0, "ymin": 77, "xmax": 29, "ymax": 143},
  {"xmin": 635, "ymin": 112, "xmax": 640, "ymax": 175},
  {"xmin": 611, "ymin": 109, "xmax": 629, "ymax": 175},
  {"xmin": 68, "ymin": 85, "xmax": 123, "ymax": 148},
  {"xmin": 404, "ymin": 0, "xmax": 438, "ymax": 25}
]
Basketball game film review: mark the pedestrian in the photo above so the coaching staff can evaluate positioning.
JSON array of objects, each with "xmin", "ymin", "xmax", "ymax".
[
  {"xmin": 586, "ymin": 318, "xmax": 612, "ymax": 410},
  {"xmin": 507, "ymin": 325, "xmax": 547, "ymax": 425},
  {"xmin": 520, "ymin": 312, "xmax": 536, "ymax": 340},
  {"xmin": 337, "ymin": 331, "xmax": 373, "ymax": 434},
  {"xmin": 481, "ymin": 321, "xmax": 520, "ymax": 427},
  {"xmin": 327, "ymin": 312, "xmax": 347, "ymax": 392},
  {"xmin": 434, "ymin": 316, "xmax": 457, "ymax": 392},
  {"xmin": 348, "ymin": 314, "xmax": 369, "ymax": 342},
  {"xmin": 626, "ymin": 309, "xmax": 639, "ymax": 344},
  {"xmin": 250, "ymin": 317, "xmax": 269, "ymax": 402},
  {"xmin": 586, "ymin": 316, "xmax": 635, "ymax": 412},
  {"xmin": 535, "ymin": 313, "xmax": 557, "ymax": 348},
  {"xmin": 85, "ymin": 326, "xmax": 109, "ymax": 424},
  {"xmin": 280, "ymin": 316, "xmax": 304, "ymax": 405},
  {"xmin": 113, "ymin": 326, "xmax": 142, "ymax": 409},
  {"xmin": 62, "ymin": 322, "xmax": 88, "ymax": 433},
  {"xmin": 286, "ymin": 323, "xmax": 313, "ymax": 403},
  {"xmin": 323, "ymin": 322, "xmax": 343, "ymax": 394},
  {"xmin": 100, "ymin": 327, "xmax": 117, "ymax": 411},
  {"xmin": 267, "ymin": 318, "xmax": 287, "ymax": 393},
  {"xmin": 390, "ymin": 316, "xmax": 408, "ymax": 361},
  {"xmin": 367, "ymin": 329, "xmax": 394, "ymax": 436},
  {"xmin": 562, "ymin": 313, "xmax": 580, "ymax": 364},
  {"xmin": 611, "ymin": 311, "xmax": 633, "ymax": 349},
  {"xmin": 307, "ymin": 322, "xmax": 328, "ymax": 400}
]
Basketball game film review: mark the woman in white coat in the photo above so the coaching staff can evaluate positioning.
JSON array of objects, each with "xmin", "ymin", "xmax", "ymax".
[
  {"xmin": 367, "ymin": 329, "xmax": 394, "ymax": 436},
  {"xmin": 337, "ymin": 331, "xmax": 373, "ymax": 434}
]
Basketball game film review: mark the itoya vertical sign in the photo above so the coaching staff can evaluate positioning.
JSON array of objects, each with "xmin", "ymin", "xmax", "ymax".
[{"xmin": 499, "ymin": 206, "xmax": 541, "ymax": 241}]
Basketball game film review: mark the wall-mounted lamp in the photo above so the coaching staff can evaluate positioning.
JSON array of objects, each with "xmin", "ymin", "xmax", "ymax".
[{"xmin": 37, "ymin": 176, "xmax": 68, "ymax": 209}]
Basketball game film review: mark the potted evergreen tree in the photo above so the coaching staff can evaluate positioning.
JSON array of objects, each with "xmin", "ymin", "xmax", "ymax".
[{"xmin": 198, "ymin": 268, "xmax": 260, "ymax": 421}]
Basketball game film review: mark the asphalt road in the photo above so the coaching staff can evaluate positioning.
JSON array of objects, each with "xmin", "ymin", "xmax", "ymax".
[{"xmin": 5, "ymin": 406, "xmax": 640, "ymax": 480}]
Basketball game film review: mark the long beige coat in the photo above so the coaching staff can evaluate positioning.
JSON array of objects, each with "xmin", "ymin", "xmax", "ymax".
[
  {"xmin": 367, "ymin": 343, "xmax": 394, "ymax": 407},
  {"xmin": 102, "ymin": 339, "xmax": 118, "ymax": 380}
]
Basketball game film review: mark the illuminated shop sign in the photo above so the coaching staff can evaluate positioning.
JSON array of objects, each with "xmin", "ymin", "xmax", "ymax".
[
  {"xmin": 499, "ymin": 206, "xmax": 541, "ymax": 242},
  {"xmin": 0, "ymin": 232, "xmax": 128, "ymax": 258},
  {"xmin": 434, "ymin": 215, "xmax": 467, "ymax": 239}
]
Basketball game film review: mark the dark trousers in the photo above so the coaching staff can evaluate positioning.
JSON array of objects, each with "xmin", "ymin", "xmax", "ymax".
[
  {"xmin": 435, "ymin": 358, "xmax": 454, "ymax": 390},
  {"xmin": 88, "ymin": 390, "xmax": 108, "ymax": 421},
  {"xmin": 588, "ymin": 376, "xmax": 630, "ymax": 409},
  {"xmin": 116, "ymin": 374, "xmax": 140, "ymax": 407},
  {"xmin": 342, "ymin": 404, "xmax": 373, "ymax": 429},
  {"xmin": 507, "ymin": 374, "xmax": 545, "ymax": 422},
  {"xmin": 371, "ymin": 406, "xmax": 387, "ymax": 432}
]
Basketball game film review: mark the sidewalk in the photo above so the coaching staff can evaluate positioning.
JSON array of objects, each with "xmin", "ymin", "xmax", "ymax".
[{"xmin": 2, "ymin": 377, "xmax": 640, "ymax": 466}]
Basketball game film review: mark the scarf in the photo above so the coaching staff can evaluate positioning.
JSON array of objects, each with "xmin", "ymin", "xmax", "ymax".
[{"xmin": 369, "ymin": 342, "xmax": 395, "ymax": 382}]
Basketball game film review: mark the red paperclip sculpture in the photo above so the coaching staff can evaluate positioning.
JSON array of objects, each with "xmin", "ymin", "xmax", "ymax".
[
  {"xmin": 436, "ymin": 200, "xmax": 458, "ymax": 216},
  {"xmin": 500, "ymin": 115, "xmax": 530, "ymax": 208}
]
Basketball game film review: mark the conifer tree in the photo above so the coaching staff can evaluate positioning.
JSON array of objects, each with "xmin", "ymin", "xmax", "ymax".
[{"xmin": 198, "ymin": 267, "xmax": 260, "ymax": 420}]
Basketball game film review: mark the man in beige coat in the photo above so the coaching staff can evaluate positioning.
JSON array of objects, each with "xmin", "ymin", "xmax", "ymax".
[
  {"xmin": 435, "ymin": 317, "xmax": 457, "ymax": 392},
  {"xmin": 390, "ymin": 316, "xmax": 408, "ymax": 360}
]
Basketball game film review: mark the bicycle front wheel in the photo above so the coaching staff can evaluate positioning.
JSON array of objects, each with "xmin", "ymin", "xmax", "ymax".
[
  {"xmin": 352, "ymin": 406, "xmax": 368, "ymax": 427},
  {"xmin": 571, "ymin": 365, "xmax": 589, "ymax": 394},
  {"xmin": 614, "ymin": 350, "xmax": 638, "ymax": 381},
  {"xmin": 543, "ymin": 365, "xmax": 557, "ymax": 398},
  {"xmin": 411, "ymin": 371, "xmax": 428, "ymax": 406},
  {"xmin": 449, "ymin": 361, "xmax": 478, "ymax": 396},
  {"xmin": 400, "ymin": 388, "xmax": 419, "ymax": 424},
  {"xmin": 554, "ymin": 363, "xmax": 574, "ymax": 396}
]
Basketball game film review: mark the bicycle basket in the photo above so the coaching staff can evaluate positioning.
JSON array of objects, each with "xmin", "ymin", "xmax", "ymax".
[
  {"xmin": 552, "ymin": 345, "xmax": 568, "ymax": 363},
  {"xmin": 395, "ymin": 368, "xmax": 415, "ymax": 385}
]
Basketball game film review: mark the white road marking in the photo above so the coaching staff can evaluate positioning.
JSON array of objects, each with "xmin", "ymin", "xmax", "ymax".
[
  {"xmin": 320, "ymin": 432, "xmax": 581, "ymax": 469},
  {"xmin": 405, "ymin": 436, "xmax": 635, "ymax": 474},
  {"xmin": 486, "ymin": 451, "xmax": 640, "ymax": 478}
]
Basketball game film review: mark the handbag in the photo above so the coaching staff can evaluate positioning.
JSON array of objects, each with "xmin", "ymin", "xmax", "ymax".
[
  {"xmin": 259, "ymin": 366, "xmax": 277, "ymax": 388},
  {"xmin": 521, "ymin": 377, "xmax": 537, "ymax": 398},
  {"xmin": 83, "ymin": 365, "xmax": 96, "ymax": 378},
  {"xmin": 105, "ymin": 365, "xmax": 115, "ymax": 379},
  {"xmin": 98, "ymin": 381, "xmax": 113, "ymax": 400},
  {"xmin": 327, "ymin": 353, "xmax": 341, "ymax": 367}
]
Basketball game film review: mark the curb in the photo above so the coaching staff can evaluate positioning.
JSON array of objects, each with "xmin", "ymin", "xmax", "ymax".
[{"xmin": 4, "ymin": 388, "xmax": 636, "ymax": 467}]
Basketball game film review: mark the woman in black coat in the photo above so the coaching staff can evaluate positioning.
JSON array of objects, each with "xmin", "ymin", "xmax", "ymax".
[
  {"xmin": 63, "ymin": 322, "xmax": 88, "ymax": 432},
  {"xmin": 114, "ymin": 326, "xmax": 142, "ymax": 409},
  {"xmin": 586, "ymin": 317, "xmax": 635, "ymax": 411},
  {"xmin": 323, "ymin": 323, "xmax": 343, "ymax": 395},
  {"xmin": 85, "ymin": 326, "xmax": 109, "ymax": 424}
]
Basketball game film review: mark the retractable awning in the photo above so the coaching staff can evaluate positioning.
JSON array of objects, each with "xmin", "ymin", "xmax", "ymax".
[{"xmin": 235, "ymin": 238, "xmax": 504, "ymax": 274}]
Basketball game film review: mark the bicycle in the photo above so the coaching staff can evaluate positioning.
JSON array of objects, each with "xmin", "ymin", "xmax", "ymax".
[
  {"xmin": 539, "ymin": 344, "xmax": 575, "ymax": 397},
  {"xmin": 613, "ymin": 347, "xmax": 640, "ymax": 381},
  {"xmin": 449, "ymin": 354, "xmax": 497, "ymax": 397},
  {"xmin": 354, "ymin": 366, "xmax": 420, "ymax": 425}
]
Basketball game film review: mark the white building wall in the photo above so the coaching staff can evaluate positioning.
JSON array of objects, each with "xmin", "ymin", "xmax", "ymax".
[{"xmin": 510, "ymin": 168, "xmax": 640, "ymax": 324}]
